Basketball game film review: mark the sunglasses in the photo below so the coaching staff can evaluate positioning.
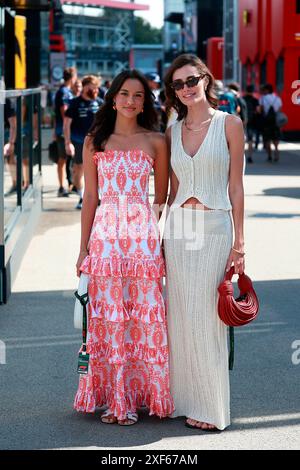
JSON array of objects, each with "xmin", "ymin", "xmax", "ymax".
[{"xmin": 169, "ymin": 75, "xmax": 205, "ymax": 91}]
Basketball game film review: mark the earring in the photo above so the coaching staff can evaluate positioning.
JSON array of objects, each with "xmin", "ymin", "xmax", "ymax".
[{"xmin": 113, "ymin": 101, "xmax": 116, "ymax": 110}]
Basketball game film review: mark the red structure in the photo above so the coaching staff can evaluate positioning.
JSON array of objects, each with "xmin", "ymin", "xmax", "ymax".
[
  {"xmin": 239, "ymin": 0, "xmax": 300, "ymax": 135},
  {"xmin": 207, "ymin": 37, "xmax": 224, "ymax": 80},
  {"xmin": 49, "ymin": 7, "xmax": 65, "ymax": 53}
]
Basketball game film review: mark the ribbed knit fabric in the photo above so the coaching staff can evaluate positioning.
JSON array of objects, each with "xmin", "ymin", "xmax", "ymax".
[
  {"xmin": 164, "ymin": 208, "xmax": 232, "ymax": 430},
  {"xmin": 170, "ymin": 110, "xmax": 232, "ymax": 210},
  {"xmin": 164, "ymin": 110, "xmax": 234, "ymax": 430}
]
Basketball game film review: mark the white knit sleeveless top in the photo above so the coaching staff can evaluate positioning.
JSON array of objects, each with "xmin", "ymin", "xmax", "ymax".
[{"xmin": 170, "ymin": 110, "xmax": 232, "ymax": 210}]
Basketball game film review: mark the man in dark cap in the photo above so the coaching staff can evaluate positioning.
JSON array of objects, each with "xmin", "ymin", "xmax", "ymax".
[{"xmin": 145, "ymin": 72, "xmax": 167, "ymax": 131}]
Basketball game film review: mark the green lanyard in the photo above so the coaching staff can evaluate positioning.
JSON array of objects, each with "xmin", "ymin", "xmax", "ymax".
[{"xmin": 75, "ymin": 290, "xmax": 89, "ymax": 374}]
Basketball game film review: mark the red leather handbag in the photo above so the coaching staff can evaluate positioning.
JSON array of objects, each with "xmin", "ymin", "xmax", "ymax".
[
  {"xmin": 218, "ymin": 266, "xmax": 259, "ymax": 327},
  {"xmin": 217, "ymin": 266, "xmax": 259, "ymax": 370}
]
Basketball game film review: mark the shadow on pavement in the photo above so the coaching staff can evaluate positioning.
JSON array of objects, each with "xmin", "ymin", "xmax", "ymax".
[
  {"xmin": 247, "ymin": 212, "xmax": 300, "ymax": 219},
  {"xmin": 245, "ymin": 149, "xmax": 300, "ymax": 177},
  {"xmin": 0, "ymin": 279, "xmax": 299, "ymax": 449},
  {"xmin": 263, "ymin": 187, "xmax": 300, "ymax": 199}
]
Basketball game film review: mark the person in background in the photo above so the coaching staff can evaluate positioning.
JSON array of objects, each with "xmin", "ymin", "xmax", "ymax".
[
  {"xmin": 72, "ymin": 79, "xmax": 82, "ymax": 98},
  {"xmin": 228, "ymin": 82, "xmax": 248, "ymax": 128},
  {"xmin": 215, "ymin": 80, "xmax": 237, "ymax": 115},
  {"xmin": 64, "ymin": 75, "xmax": 103, "ymax": 210},
  {"xmin": 145, "ymin": 72, "xmax": 161, "ymax": 101},
  {"xmin": 21, "ymin": 95, "xmax": 39, "ymax": 192},
  {"xmin": 145, "ymin": 72, "xmax": 166, "ymax": 132},
  {"xmin": 253, "ymin": 85, "xmax": 266, "ymax": 150},
  {"xmin": 54, "ymin": 66, "xmax": 77, "ymax": 197},
  {"xmin": 243, "ymin": 84, "xmax": 260, "ymax": 163},
  {"xmin": 3, "ymin": 97, "xmax": 17, "ymax": 195},
  {"xmin": 98, "ymin": 75, "xmax": 107, "ymax": 100},
  {"xmin": 103, "ymin": 79, "xmax": 111, "ymax": 92},
  {"xmin": 67, "ymin": 78, "xmax": 83, "ymax": 193},
  {"xmin": 259, "ymin": 84, "xmax": 282, "ymax": 163}
]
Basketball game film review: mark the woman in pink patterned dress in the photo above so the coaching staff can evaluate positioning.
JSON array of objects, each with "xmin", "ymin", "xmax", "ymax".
[{"xmin": 74, "ymin": 70, "xmax": 174, "ymax": 425}]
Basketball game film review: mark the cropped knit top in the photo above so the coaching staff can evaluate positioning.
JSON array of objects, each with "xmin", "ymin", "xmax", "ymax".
[{"xmin": 170, "ymin": 110, "xmax": 232, "ymax": 211}]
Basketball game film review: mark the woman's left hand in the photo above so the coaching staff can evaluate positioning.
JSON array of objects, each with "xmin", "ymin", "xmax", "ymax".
[{"xmin": 225, "ymin": 249, "xmax": 245, "ymax": 275}]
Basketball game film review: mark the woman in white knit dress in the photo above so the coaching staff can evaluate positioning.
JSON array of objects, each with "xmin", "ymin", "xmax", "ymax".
[{"xmin": 163, "ymin": 54, "xmax": 245, "ymax": 431}]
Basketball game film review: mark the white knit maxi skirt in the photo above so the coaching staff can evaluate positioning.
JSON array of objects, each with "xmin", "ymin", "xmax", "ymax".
[{"xmin": 164, "ymin": 207, "xmax": 233, "ymax": 430}]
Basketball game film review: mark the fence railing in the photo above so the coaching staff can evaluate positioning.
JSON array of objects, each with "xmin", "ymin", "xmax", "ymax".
[{"xmin": 0, "ymin": 88, "xmax": 42, "ymax": 303}]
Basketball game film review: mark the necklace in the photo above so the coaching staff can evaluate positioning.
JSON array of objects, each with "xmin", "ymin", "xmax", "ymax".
[{"xmin": 184, "ymin": 112, "xmax": 215, "ymax": 132}]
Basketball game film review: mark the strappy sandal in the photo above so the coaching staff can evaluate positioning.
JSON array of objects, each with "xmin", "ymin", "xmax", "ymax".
[
  {"xmin": 185, "ymin": 419, "xmax": 221, "ymax": 433},
  {"xmin": 118, "ymin": 412, "xmax": 138, "ymax": 426},
  {"xmin": 100, "ymin": 409, "xmax": 117, "ymax": 424}
]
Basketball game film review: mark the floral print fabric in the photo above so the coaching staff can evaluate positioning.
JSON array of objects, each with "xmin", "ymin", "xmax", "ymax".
[{"xmin": 74, "ymin": 149, "xmax": 174, "ymax": 420}]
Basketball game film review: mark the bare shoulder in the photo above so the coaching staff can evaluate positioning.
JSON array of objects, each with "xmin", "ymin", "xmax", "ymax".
[
  {"xmin": 84, "ymin": 135, "xmax": 95, "ymax": 153},
  {"xmin": 148, "ymin": 131, "xmax": 167, "ymax": 152},
  {"xmin": 225, "ymin": 114, "xmax": 244, "ymax": 138}
]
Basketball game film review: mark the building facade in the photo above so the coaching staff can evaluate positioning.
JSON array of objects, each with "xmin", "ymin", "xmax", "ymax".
[
  {"xmin": 163, "ymin": 0, "xmax": 184, "ymax": 70},
  {"xmin": 130, "ymin": 44, "xmax": 163, "ymax": 76},
  {"xmin": 223, "ymin": 0, "xmax": 239, "ymax": 82},
  {"xmin": 163, "ymin": 0, "xmax": 224, "ymax": 74},
  {"xmin": 63, "ymin": 4, "xmax": 132, "ymax": 78},
  {"xmin": 60, "ymin": 0, "xmax": 148, "ymax": 80},
  {"xmin": 239, "ymin": 0, "xmax": 300, "ymax": 136}
]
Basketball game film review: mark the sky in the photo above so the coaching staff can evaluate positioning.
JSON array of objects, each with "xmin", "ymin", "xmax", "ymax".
[{"xmin": 134, "ymin": 0, "xmax": 164, "ymax": 29}]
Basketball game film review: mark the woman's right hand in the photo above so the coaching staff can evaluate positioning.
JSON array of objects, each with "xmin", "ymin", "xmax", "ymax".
[{"xmin": 76, "ymin": 249, "xmax": 89, "ymax": 277}]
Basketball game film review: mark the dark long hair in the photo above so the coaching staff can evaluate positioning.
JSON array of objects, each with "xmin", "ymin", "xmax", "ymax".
[
  {"xmin": 164, "ymin": 54, "xmax": 218, "ymax": 121},
  {"xmin": 89, "ymin": 69, "xmax": 158, "ymax": 151}
]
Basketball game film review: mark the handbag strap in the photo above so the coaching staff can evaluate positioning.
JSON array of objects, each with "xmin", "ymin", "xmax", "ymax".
[
  {"xmin": 222, "ymin": 268, "xmax": 242, "ymax": 369},
  {"xmin": 229, "ymin": 326, "xmax": 234, "ymax": 370},
  {"xmin": 225, "ymin": 265, "xmax": 246, "ymax": 282},
  {"xmin": 74, "ymin": 291, "xmax": 89, "ymax": 352}
]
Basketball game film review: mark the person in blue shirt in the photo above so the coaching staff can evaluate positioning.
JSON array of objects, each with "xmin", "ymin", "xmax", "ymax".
[
  {"xmin": 54, "ymin": 67, "xmax": 77, "ymax": 197},
  {"xmin": 215, "ymin": 80, "xmax": 238, "ymax": 115},
  {"xmin": 64, "ymin": 75, "xmax": 103, "ymax": 209}
]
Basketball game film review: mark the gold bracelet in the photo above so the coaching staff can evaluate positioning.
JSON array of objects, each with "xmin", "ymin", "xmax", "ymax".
[{"xmin": 231, "ymin": 247, "xmax": 245, "ymax": 256}]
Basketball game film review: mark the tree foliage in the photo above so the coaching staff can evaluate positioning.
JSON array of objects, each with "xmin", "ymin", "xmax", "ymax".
[{"xmin": 134, "ymin": 16, "xmax": 162, "ymax": 44}]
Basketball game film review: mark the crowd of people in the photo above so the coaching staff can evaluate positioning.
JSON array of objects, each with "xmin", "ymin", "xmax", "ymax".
[
  {"xmin": 215, "ymin": 80, "xmax": 284, "ymax": 164},
  {"xmin": 3, "ymin": 64, "xmax": 285, "ymax": 206},
  {"xmin": 53, "ymin": 68, "xmax": 104, "ymax": 209}
]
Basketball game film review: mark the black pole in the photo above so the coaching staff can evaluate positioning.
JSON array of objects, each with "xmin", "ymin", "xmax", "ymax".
[
  {"xmin": 37, "ymin": 93, "xmax": 42, "ymax": 173},
  {"xmin": 16, "ymin": 96, "xmax": 23, "ymax": 207},
  {"xmin": 28, "ymin": 94, "xmax": 33, "ymax": 185}
]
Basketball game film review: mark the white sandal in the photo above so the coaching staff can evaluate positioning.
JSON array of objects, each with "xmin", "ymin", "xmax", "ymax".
[
  {"xmin": 118, "ymin": 412, "xmax": 138, "ymax": 426},
  {"xmin": 100, "ymin": 408, "xmax": 117, "ymax": 424}
]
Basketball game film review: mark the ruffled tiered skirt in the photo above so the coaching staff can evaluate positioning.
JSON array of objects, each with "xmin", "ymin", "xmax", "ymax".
[{"xmin": 74, "ymin": 204, "xmax": 174, "ymax": 420}]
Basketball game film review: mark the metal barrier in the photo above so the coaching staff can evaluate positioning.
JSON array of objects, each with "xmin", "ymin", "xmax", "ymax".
[{"xmin": 0, "ymin": 88, "xmax": 42, "ymax": 303}]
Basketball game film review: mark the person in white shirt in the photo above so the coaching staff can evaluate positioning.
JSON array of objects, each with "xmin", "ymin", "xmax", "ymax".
[{"xmin": 259, "ymin": 84, "xmax": 282, "ymax": 162}]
